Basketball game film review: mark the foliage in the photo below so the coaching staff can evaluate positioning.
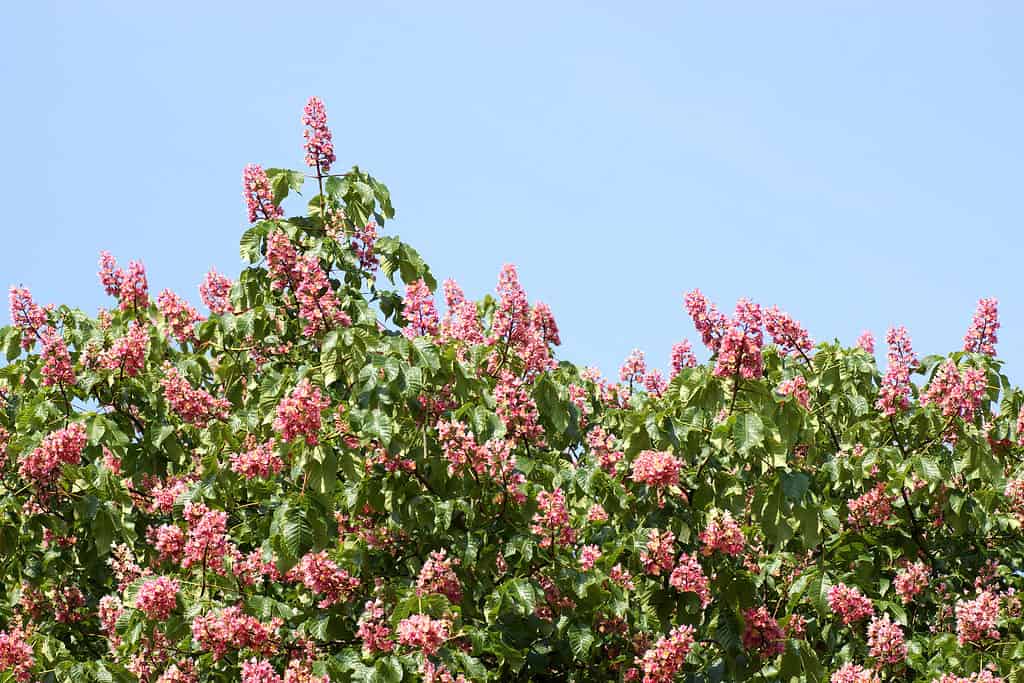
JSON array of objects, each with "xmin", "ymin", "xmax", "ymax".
[{"xmin": 2, "ymin": 99, "xmax": 1024, "ymax": 683}]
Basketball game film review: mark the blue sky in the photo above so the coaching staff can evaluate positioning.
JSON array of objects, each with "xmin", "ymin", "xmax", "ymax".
[{"xmin": 4, "ymin": 2, "xmax": 1023, "ymax": 381}]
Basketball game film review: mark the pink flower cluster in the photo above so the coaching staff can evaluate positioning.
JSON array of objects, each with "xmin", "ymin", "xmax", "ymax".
[
  {"xmin": 670, "ymin": 340, "xmax": 697, "ymax": 378},
  {"xmin": 157, "ymin": 290, "xmax": 203, "ymax": 344},
  {"xmin": 669, "ymin": 552, "xmax": 711, "ymax": 607},
  {"xmin": 135, "ymin": 576, "xmax": 180, "ymax": 621},
  {"xmin": 963, "ymin": 297, "xmax": 999, "ymax": 356},
  {"xmin": 402, "ymin": 279, "xmax": 440, "ymax": 338},
  {"xmin": 191, "ymin": 605, "xmax": 281, "ymax": 660},
  {"xmin": 742, "ymin": 606, "xmax": 785, "ymax": 658},
  {"xmin": 531, "ymin": 488, "xmax": 576, "ymax": 548},
  {"xmin": 182, "ymin": 503, "xmax": 234, "ymax": 575},
  {"xmin": 101, "ymin": 321, "xmax": 149, "ymax": 376},
  {"xmin": 351, "ymin": 221, "xmax": 379, "ymax": 271},
  {"xmin": 640, "ymin": 529, "xmax": 676, "ymax": 576},
  {"xmin": 416, "ymin": 549, "xmax": 462, "ymax": 603},
  {"xmin": 495, "ymin": 371, "xmax": 546, "ymax": 446},
  {"xmin": 827, "ymin": 583, "xmax": 875, "ymax": 625},
  {"xmin": 265, "ymin": 231, "xmax": 351, "ymax": 337},
  {"xmin": 714, "ymin": 299, "xmax": 764, "ymax": 380},
  {"xmin": 435, "ymin": 421, "xmax": 526, "ymax": 502},
  {"xmin": 579, "ymin": 544, "xmax": 602, "ymax": 571},
  {"xmin": 440, "ymin": 279, "xmax": 483, "ymax": 345},
  {"xmin": 856, "ymin": 330, "xmax": 875, "ymax": 354},
  {"xmin": 764, "ymin": 305, "xmax": 814, "ymax": 357},
  {"xmin": 684, "ymin": 289, "xmax": 728, "ymax": 352},
  {"xmin": 396, "ymin": 614, "xmax": 450, "ymax": 656},
  {"xmin": 0, "ymin": 624, "xmax": 35, "ymax": 683},
  {"xmin": 9, "ymin": 286, "xmax": 50, "ymax": 350},
  {"xmin": 302, "ymin": 96, "xmax": 336, "ymax": 173},
  {"xmin": 147, "ymin": 523, "xmax": 186, "ymax": 563},
  {"xmin": 777, "ymin": 375, "xmax": 811, "ymax": 410},
  {"xmin": 241, "ymin": 658, "xmax": 282, "ymax": 683},
  {"xmin": 955, "ymin": 590, "xmax": 1000, "ymax": 646},
  {"xmin": 243, "ymin": 164, "xmax": 284, "ymax": 223},
  {"xmin": 160, "ymin": 363, "xmax": 230, "ymax": 426},
  {"xmin": 866, "ymin": 613, "xmax": 906, "ymax": 666},
  {"xmin": 936, "ymin": 672, "xmax": 1004, "ymax": 683},
  {"xmin": 876, "ymin": 326, "xmax": 918, "ymax": 416},
  {"xmin": 894, "ymin": 560, "xmax": 930, "ymax": 604},
  {"xmin": 488, "ymin": 265, "xmax": 557, "ymax": 376},
  {"xmin": 274, "ymin": 380, "xmax": 329, "ymax": 445},
  {"xmin": 847, "ymin": 483, "xmax": 894, "ymax": 530},
  {"xmin": 288, "ymin": 551, "xmax": 360, "ymax": 608},
  {"xmin": 18, "ymin": 422, "xmax": 88, "ymax": 488},
  {"xmin": 587, "ymin": 426, "xmax": 624, "ymax": 474},
  {"xmin": 630, "ymin": 450, "xmax": 682, "ymax": 494},
  {"xmin": 920, "ymin": 360, "xmax": 987, "ymax": 422},
  {"xmin": 699, "ymin": 510, "xmax": 745, "ymax": 557},
  {"xmin": 1006, "ymin": 478, "xmax": 1024, "ymax": 522},
  {"xmin": 230, "ymin": 438, "xmax": 283, "ymax": 480},
  {"xmin": 830, "ymin": 663, "xmax": 880, "ymax": 683},
  {"xmin": 356, "ymin": 599, "xmax": 394, "ymax": 653},
  {"xmin": 199, "ymin": 269, "xmax": 233, "ymax": 315},
  {"xmin": 639, "ymin": 624, "xmax": 695, "ymax": 683},
  {"xmin": 98, "ymin": 252, "xmax": 150, "ymax": 312},
  {"xmin": 40, "ymin": 326, "xmax": 76, "ymax": 387},
  {"xmin": 620, "ymin": 349, "xmax": 647, "ymax": 386}
]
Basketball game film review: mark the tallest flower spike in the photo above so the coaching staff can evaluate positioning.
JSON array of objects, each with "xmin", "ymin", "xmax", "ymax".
[
  {"xmin": 963, "ymin": 297, "xmax": 999, "ymax": 357},
  {"xmin": 302, "ymin": 96, "xmax": 336, "ymax": 174}
]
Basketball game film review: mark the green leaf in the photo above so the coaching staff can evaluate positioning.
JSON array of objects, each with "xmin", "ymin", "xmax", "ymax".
[
  {"xmin": 733, "ymin": 412, "xmax": 765, "ymax": 452},
  {"xmin": 781, "ymin": 471, "xmax": 810, "ymax": 502},
  {"xmin": 501, "ymin": 578, "xmax": 537, "ymax": 615},
  {"xmin": 567, "ymin": 622, "xmax": 595, "ymax": 660},
  {"xmin": 266, "ymin": 168, "xmax": 305, "ymax": 203}
]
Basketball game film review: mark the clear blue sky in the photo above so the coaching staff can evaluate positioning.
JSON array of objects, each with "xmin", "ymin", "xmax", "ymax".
[{"xmin": 5, "ymin": 2, "xmax": 1023, "ymax": 381}]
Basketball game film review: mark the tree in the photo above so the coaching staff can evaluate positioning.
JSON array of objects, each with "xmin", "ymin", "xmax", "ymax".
[{"xmin": 1, "ymin": 97, "xmax": 1023, "ymax": 683}]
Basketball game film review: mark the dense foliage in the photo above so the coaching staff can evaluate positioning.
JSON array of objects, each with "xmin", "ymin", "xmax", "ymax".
[{"xmin": 2, "ymin": 97, "xmax": 1024, "ymax": 683}]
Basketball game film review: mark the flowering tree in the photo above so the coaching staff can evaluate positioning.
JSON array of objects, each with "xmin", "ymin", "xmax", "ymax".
[{"xmin": 2, "ymin": 99, "xmax": 1024, "ymax": 683}]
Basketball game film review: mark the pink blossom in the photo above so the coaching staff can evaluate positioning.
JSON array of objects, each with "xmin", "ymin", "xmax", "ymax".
[
  {"xmin": 640, "ymin": 529, "xmax": 676, "ymax": 576},
  {"xmin": 40, "ymin": 326, "xmax": 76, "ymax": 387},
  {"xmin": 9, "ymin": 286, "xmax": 50, "ymax": 350},
  {"xmin": 531, "ymin": 488, "xmax": 576, "ymax": 548},
  {"xmin": 620, "ymin": 349, "xmax": 647, "ymax": 386},
  {"xmin": 157, "ymin": 289, "xmax": 204, "ymax": 344},
  {"xmin": 120, "ymin": 260, "xmax": 150, "ymax": 312},
  {"xmin": 302, "ymin": 97, "xmax": 336, "ymax": 173},
  {"xmin": 936, "ymin": 672, "xmax": 1004, "ymax": 683},
  {"xmin": 955, "ymin": 590, "xmax": 1000, "ymax": 646},
  {"xmin": 416, "ymin": 549, "xmax": 462, "ymax": 603},
  {"xmin": 609, "ymin": 564, "xmax": 635, "ymax": 591},
  {"xmin": 639, "ymin": 624, "xmax": 695, "ymax": 683},
  {"xmin": 587, "ymin": 426, "xmax": 624, "ymax": 474},
  {"xmin": 267, "ymin": 230, "xmax": 301, "ymax": 290},
  {"xmin": 351, "ymin": 221, "xmax": 379, "ymax": 271},
  {"xmin": 669, "ymin": 553, "xmax": 711, "ymax": 607},
  {"xmin": 101, "ymin": 321, "xmax": 149, "ymax": 376},
  {"xmin": 146, "ymin": 524, "xmax": 186, "ymax": 563},
  {"xmin": 764, "ymin": 305, "xmax": 814, "ymax": 357},
  {"xmin": 135, "ymin": 576, "xmax": 179, "ymax": 621},
  {"xmin": 894, "ymin": 560, "xmax": 930, "ymax": 604},
  {"xmin": 531, "ymin": 302, "xmax": 560, "ymax": 346},
  {"xmin": 867, "ymin": 613, "xmax": 906, "ymax": 666},
  {"xmin": 827, "ymin": 583, "xmax": 875, "ymax": 625},
  {"xmin": 191, "ymin": 606, "xmax": 281, "ymax": 660},
  {"xmin": 964, "ymin": 297, "xmax": 999, "ymax": 356},
  {"xmin": 230, "ymin": 438, "xmax": 283, "ymax": 480},
  {"xmin": 495, "ymin": 371, "xmax": 546, "ymax": 446},
  {"xmin": 742, "ymin": 606, "xmax": 785, "ymax": 658},
  {"xmin": 294, "ymin": 254, "xmax": 351, "ymax": 337},
  {"xmin": 182, "ymin": 503, "xmax": 236, "ymax": 576},
  {"xmin": 356, "ymin": 599, "xmax": 394, "ymax": 653},
  {"xmin": 274, "ymin": 380, "xmax": 329, "ymax": 445},
  {"xmin": 847, "ymin": 483, "xmax": 894, "ymax": 530},
  {"xmin": 777, "ymin": 375, "xmax": 811, "ymax": 410},
  {"xmin": 699, "ymin": 510, "xmax": 745, "ymax": 557},
  {"xmin": 18, "ymin": 423, "xmax": 88, "ymax": 488},
  {"xmin": 288, "ymin": 551, "xmax": 360, "ymax": 608},
  {"xmin": 579, "ymin": 544, "xmax": 602, "ymax": 571},
  {"xmin": 830, "ymin": 663, "xmax": 880, "ymax": 683},
  {"xmin": 241, "ymin": 658, "xmax": 282, "ymax": 683},
  {"xmin": 630, "ymin": 450, "xmax": 682, "ymax": 493},
  {"xmin": 402, "ymin": 279, "xmax": 439, "ymax": 338},
  {"xmin": 243, "ymin": 164, "xmax": 283, "ymax": 223},
  {"xmin": 98, "ymin": 251, "xmax": 125, "ymax": 298},
  {"xmin": 920, "ymin": 360, "xmax": 987, "ymax": 422},
  {"xmin": 587, "ymin": 504, "xmax": 608, "ymax": 523},
  {"xmin": 440, "ymin": 279, "xmax": 483, "ymax": 344},
  {"xmin": 155, "ymin": 661, "xmax": 198, "ymax": 683},
  {"xmin": 875, "ymin": 326, "xmax": 918, "ymax": 416},
  {"xmin": 684, "ymin": 289, "xmax": 728, "ymax": 352},
  {"xmin": 670, "ymin": 340, "xmax": 697, "ymax": 378},
  {"xmin": 160, "ymin": 362, "xmax": 230, "ymax": 426},
  {"xmin": 856, "ymin": 330, "xmax": 875, "ymax": 354},
  {"xmin": 396, "ymin": 614, "xmax": 450, "ymax": 656},
  {"xmin": 0, "ymin": 624, "xmax": 35, "ymax": 683},
  {"xmin": 714, "ymin": 298, "xmax": 764, "ymax": 380},
  {"xmin": 643, "ymin": 369, "xmax": 667, "ymax": 397},
  {"xmin": 199, "ymin": 269, "xmax": 233, "ymax": 314}
]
